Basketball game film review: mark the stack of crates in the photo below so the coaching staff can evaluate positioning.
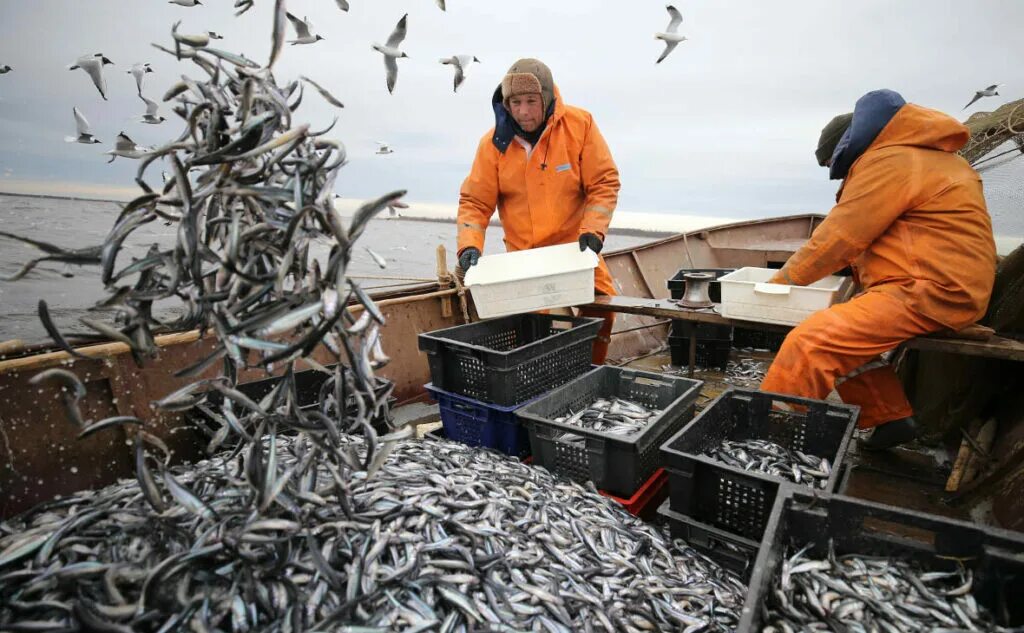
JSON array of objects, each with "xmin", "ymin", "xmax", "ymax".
[
  {"xmin": 418, "ymin": 313, "xmax": 602, "ymax": 458},
  {"xmin": 657, "ymin": 387, "xmax": 858, "ymax": 579},
  {"xmin": 667, "ymin": 269, "xmax": 734, "ymax": 368}
]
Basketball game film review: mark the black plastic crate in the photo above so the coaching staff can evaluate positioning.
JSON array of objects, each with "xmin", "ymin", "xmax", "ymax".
[
  {"xmin": 733, "ymin": 327, "xmax": 788, "ymax": 351},
  {"xmin": 669, "ymin": 335, "xmax": 732, "ymax": 369},
  {"xmin": 738, "ymin": 490, "xmax": 1024, "ymax": 631},
  {"xmin": 667, "ymin": 268, "xmax": 735, "ymax": 303},
  {"xmin": 658, "ymin": 499, "xmax": 759, "ymax": 581},
  {"xmin": 669, "ymin": 320, "xmax": 733, "ymax": 340},
  {"xmin": 660, "ymin": 388, "xmax": 858, "ymax": 542},
  {"xmin": 516, "ymin": 366, "xmax": 702, "ymax": 497},
  {"xmin": 418, "ymin": 314, "xmax": 602, "ymax": 407},
  {"xmin": 190, "ymin": 368, "xmax": 396, "ymax": 435}
]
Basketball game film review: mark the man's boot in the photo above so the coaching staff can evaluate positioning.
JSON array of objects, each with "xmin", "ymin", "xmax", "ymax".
[{"xmin": 859, "ymin": 417, "xmax": 917, "ymax": 451}]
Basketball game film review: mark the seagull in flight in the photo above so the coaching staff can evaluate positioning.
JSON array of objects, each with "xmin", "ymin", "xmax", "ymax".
[
  {"xmin": 68, "ymin": 53, "xmax": 114, "ymax": 100},
  {"xmin": 962, "ymin": 84, "xmax": 1003, "ymax": 110},
  {"xmin": 139, "ymin": 95, "xmax": 166, "ymax": 124},
  {"xmin": 169, "ymin": 0, "xmax": 202, "ymax": 6},
  {"xmin": 386, "ymin": 200, "xmax": 408, "ymax": 218},
  {"xmin": 435, "ymin": 0, "xmax": 446, "ymax": 10},
  {"xmin": 0, "ymin": 65, "xmax": 11, "ymax": 75},
  {"xmin": 106, "ymin": 132, "xmax": 151, "ymax": 162},
  {"xmin": 440, "ymin": 55, "xmax": 480, "ymax": 93},
  {"xmin": 336, "ymin": 0, "xmax": 349, "ymax": 10},
  {"xmin": 372, "ymin": 14, "xmax": 409, "ymax": 94},
  {"xmin": 375, "ymin": 141, "xmax": 394, "ymax": 155},
  {"xmin": 287, "ymin": 13, "xmax": 324, "ymax": 45},
  {"xmin": 65, "ymin": 107, "xmax": 102, "ymax": 144},
  {"xmin": 655, "ymin": 5, "xmax": 686, "ymax": 64},
  {"xmin": 126, "ymin": 63, "xmax": 153, "ymax": 96}
]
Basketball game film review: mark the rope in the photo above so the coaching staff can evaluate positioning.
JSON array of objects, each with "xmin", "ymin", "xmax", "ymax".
[{"xmin": 347, "ymin": 274, "xmax": 436, "ymax": 282}]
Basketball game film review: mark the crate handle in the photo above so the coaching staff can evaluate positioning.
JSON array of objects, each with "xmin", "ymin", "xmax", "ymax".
[
  {"xmin": 633, "ymin": 376, "xmax": 668, "ymax": 388},
  {"xmin": 754, "ymin": 282, "xmax": 791, "ymax": 296},
  {"xmin": 450, "ymin": 401, "xmax": 480, "ymax": 415}
]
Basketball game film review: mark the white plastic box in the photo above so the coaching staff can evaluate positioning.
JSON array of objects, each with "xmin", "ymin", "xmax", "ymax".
[
  {"xmin": 463, "ymin": 243, "xmax": 599, "ymax": 319},
  {"xmin": 717, "ymin": 267, "xmax": 851, "ymax": 326}
]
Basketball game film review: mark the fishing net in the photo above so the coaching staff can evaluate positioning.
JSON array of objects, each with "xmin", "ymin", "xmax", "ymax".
[{"xmin": 961, "ymin": 98, "xmax": 1024, "ymax": 240}]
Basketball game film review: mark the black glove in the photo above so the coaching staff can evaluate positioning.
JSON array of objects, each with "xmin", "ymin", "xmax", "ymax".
[
  {"xmin": 578, "ymin": 233, "xmax": 603, "ymax": 254},
  {"xmin": 458, "ymin": 247, "xmax": 480, "ymax": 270}
]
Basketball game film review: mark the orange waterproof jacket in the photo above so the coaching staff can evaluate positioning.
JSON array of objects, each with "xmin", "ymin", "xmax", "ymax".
[
  {"xmin": 457, "ymin": 85, "xmax": 621, "ymax": 295},
  {"xmin": 777, "ymin": 104, "xmax": 997, "ymax": 329}
]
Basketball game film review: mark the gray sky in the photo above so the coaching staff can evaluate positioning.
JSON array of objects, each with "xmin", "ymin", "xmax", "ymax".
[{"xmin": 0, "ymin": 0, "xmax": 1022, "ymax": 223}]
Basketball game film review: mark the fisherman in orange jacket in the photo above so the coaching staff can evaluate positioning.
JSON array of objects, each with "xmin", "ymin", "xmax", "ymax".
[
  {"xmin": 456, "ymin": 58, "xmax": 621, "ymax": 364},
  {"xmin": 761, "ymin": 89, "xmax": 997, "ymax": 449}
]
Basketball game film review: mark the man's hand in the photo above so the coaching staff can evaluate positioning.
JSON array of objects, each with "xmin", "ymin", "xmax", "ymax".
[
  {"xmin": 578, "ymin": 233, "xmax": 603, "ymax": 254},
  {"xmin": 458, "ymin": 247, "xmax": 480, "ymax": 271},
  {"xmin": 768, "ymin": 269, "xmax": 790, "ymax": 285}
]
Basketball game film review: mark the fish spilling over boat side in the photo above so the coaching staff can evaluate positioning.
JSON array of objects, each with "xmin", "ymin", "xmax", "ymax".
[
  {"xmin": 704, "ymin": 439, "xmax": 832, "ymax": 489},
  {"xmin": 553, "ymin": 397, "xmax": 660, "ymax": 436},
  {"xmin": 0, "ymin": 436, "xmax": 746, "ymax": 631},
  {"xmin": 763, "ymin": 543, "xmax": 1013, "ymax": 632}
]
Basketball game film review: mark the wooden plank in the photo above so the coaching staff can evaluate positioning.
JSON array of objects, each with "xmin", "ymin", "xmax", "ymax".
[
  {"xmin": 587, "ymin": 296, "xmax": 1024, "ymax": 363},
  {"xmin": 583, "ymin": 296, "xmax": 793, "ymax": 332},
  {"xmin": 903, "ymin": 334, "xmax": 1024, "ymax": 362}
]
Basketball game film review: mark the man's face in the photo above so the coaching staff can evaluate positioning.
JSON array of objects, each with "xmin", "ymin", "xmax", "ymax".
[{"xmin": 508, "ymin": 94, "xmax": 544, "ymax": 133}]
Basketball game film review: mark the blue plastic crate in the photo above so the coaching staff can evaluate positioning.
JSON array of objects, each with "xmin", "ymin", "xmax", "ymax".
[{"xmin": 425, "ymin": 384, "xmax": 532, "ymax": 458}]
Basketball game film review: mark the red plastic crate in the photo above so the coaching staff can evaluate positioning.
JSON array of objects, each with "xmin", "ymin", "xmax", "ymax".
[{"xmin": 600, "ymin": 468, "xmax": 668, "ymax": 518}]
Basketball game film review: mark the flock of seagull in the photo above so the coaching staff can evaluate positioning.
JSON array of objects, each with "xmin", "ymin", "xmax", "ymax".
[
  {"xmin": 0, "ymin": 0, "xmax": 463, "ymax": 163},
  {"xmin": 0, "ymin": 3, "xmax": 1007, "ymax": 166}
]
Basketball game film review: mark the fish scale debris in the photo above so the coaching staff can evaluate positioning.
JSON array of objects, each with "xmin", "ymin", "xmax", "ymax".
[
  {"xmin": 704, "ymin": 439, "xmax": 832, "ymax": 489},
  {"xmin": 0, "ymin": 436, "xmax": 745, "ymax": 631},
  {"xmin": 763, "ymin": 544, "xmax": 1010, "ymax": 632}
]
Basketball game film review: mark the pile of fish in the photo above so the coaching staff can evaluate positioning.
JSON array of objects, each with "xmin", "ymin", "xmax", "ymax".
[
  {"xmin": 552, "ymin": 397, "xmax": 660, "ymax": 437},
  {"xmin": 761, "ymin": 544, "xmax": 1008, "ymax": 632},
  {"xmin": 0, "ymin": 435, "xmax": 746, "ymax": 632},
  {"xmin": 704, "ymin": 439, "xmax": 832, "ymax": 489},
  {"xmin": 725, "ymin": 358, "xmax": 767, "ymax": 387},
  {"xmin": 661, "ymin": 357, "xmax": 767, "ymax": 388}
]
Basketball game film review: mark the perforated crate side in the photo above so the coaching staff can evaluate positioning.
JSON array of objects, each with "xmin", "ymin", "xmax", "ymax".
[
  {"xmin": 427, "ymin": 384, "xmax": 531, "ymax": 458},
  {"xmin": 419, "ymin": 314, "xmax": 601, "ymax": 406},
  {"xmin": 658, "ymin": 499, "xmax": 759, "ymax": 581},
  {"xmin": 737, "ymin": 490, "xmax": 1024, "ymax": 632},
  {"xmin": 669, "ymin": 336, "xmax": 731, "ymax": 368}
]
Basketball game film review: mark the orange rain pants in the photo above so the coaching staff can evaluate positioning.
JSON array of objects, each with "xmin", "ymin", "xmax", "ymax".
[
  {"xmin": 578, "ymin": 303, "xmax": 615, "ymax": 365},
  {"xmin": 761, "ymin": 291, "xmax": 944, "ymax": 429}
]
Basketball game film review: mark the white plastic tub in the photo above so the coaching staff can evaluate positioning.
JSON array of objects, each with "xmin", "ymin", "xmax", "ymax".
[
  {"xmin": 463, "ymin": 243, "xmax": 599, "ymax": 319},
  {"xmin": 718, "ymin": 267, "xmax": 851, "ymax": 326}
]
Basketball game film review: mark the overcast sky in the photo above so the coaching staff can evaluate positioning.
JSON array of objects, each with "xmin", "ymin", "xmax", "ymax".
[{"xmin": 0, "ymin": 0, "xmax": 1021, "ymax": 224}]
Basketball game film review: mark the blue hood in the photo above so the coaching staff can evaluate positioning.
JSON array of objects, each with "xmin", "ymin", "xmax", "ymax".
[
  {"xmin": 491, "ymin": 86, "xmax": 516, "ymax": 153},
  {"xmin": 829, "ymin": 89, "xmax": 906, "ymax": 180},
  {"xmin": 489, "ymin": 85, "xmax": 555, "ymax": 153}
]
